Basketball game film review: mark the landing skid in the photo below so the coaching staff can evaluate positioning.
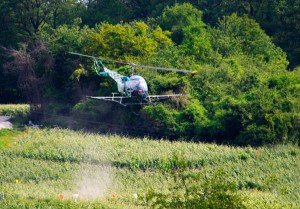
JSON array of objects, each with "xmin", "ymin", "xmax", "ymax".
[
  {"xmin": 87, "ymin": 93, "xmax": 149, "ymax": 107},
  {"xmin": 87, "ymin": 93, "xmax": 182, "ymax": 107}
]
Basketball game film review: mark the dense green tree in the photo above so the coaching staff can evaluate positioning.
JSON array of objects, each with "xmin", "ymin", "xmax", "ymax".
[
  {"xmin": 82, "ymin": 0, "xmax": 180, "ymax": 26},
  {"xmin": 0, "ymin": 0, "xmax": 20, "ymax": 47},
  {"xmin": 198, "ymin": 0, "xmax": 300, "ymax": 67},
  {"xmin": 2, "ymin": 2, "xmax": 300, "ymax": 146},
  {"xmin": 210, "ymin": 14, "xmax": 288, "ymax": 67},
  {"xmin": 13, "ymin": 0, "xmax": 54, "ymax": 36},
  {"xmin": 86, "ymin": 21, "xmax": 173, "ymax": 60},
  {"xmin": 180, "ymin": 24, "xmax": 212, "ymax": 62},
  {"xmin": 271, "ymin": 0, "xmax": 300, "ymax": 68},
  {"xmin": 0, "ymin": 0, "xmax": 85, "ymax": 40},
  {"xmin": 0, "ymin": 1, "xmax": 24, "ymax": 103},
  {"xmin": 187, "ymin": 53, "xmax": 300, "ymax": 145},
  {"xmin": 157, "ymin": 3, "xmax": 205, "ymax": 44},
  {"xmin": 2, "ymin": 43, "xmax": 54, "ymax": 119},
  {"xmin": 38, "ymin": 22, "xmax": 94, "ymax": 103},
  {"xmin": 51, "ymin": 0, "xmax": 86, "ymax": 29},
  {"xmin": 82, "ymin": 0, "xmax": 129, "ymax": 25}
]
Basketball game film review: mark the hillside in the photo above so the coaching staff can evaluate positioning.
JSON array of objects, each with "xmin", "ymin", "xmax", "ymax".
[{"xmin": 0, "ymin": 128, "xmax": 299, "ymax": 208}]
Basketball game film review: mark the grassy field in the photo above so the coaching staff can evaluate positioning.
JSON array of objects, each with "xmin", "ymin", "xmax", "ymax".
[
  {"xmin": 0, "ymin": 127, "xmax": 299, "ymax": 208},
  {"xmin": 0, "ymin": 129, "xmax": 22, "ymax": 150},
  {"xmin": 0, "ymin": 104, "xmax": 29, "ymax": 117}
]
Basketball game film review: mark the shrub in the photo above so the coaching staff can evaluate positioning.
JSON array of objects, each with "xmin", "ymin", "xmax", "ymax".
[
  {"xmin": 144, "ymin": 153, "xmax": 245, "ymax": 209},
  {"xmin": 0, "ymin": 104, "xmax": 29, "ymax": 117}
]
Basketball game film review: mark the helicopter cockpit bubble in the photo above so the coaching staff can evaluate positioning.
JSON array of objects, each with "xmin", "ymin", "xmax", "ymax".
[{"xmin": 125, "ymin": 75, "xmax": 148, "ymax": 98}]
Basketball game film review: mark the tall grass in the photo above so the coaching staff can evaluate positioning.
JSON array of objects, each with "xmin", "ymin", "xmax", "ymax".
[
  {"xmin": 0, "ymin": 128, "xmax": 299, "ymax": 208},
  {"xmin": 0, "ymin": 104, "xmax": 30, "ymax": 117},
  {"xmin": 0, "ymin": 129, "xmax": 21, "ymax": 150}
]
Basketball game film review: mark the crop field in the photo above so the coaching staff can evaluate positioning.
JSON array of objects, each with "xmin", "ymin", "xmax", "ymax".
[
  {"xmin": 0, "ymin": 127, "xmax": 299, "ymax": 208},
  {"xmin": 0, "ymin": 104, "xmax": 30, "ymax": 117}
]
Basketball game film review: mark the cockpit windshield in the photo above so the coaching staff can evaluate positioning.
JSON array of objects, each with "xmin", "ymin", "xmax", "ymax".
[
  {"xmin": 129, "ymin": 75, "xmax": 145, "ymax": 82},
  {"xmin": 125, "ymin": 75, "xmax": 148, "ymax": 94}
]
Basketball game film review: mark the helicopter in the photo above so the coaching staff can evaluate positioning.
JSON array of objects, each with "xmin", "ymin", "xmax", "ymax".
[{"xmin": 70, "ymin": 52, "xmax": 196, "ymax": 106}]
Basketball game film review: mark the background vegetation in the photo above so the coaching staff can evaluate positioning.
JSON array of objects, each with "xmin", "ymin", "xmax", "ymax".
[
  {"xmin": 1, "ymin": 2, "xmax": 300, "ymax": 145},
  {"xmin": 0, "ymin": 104, "xmax": 29, "ymax": 117}
]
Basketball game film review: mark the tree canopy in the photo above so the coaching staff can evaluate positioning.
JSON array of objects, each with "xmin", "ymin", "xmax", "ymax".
[{"xmin": 1, "ymin": 2, "xmax": 299, "ymax": 146}]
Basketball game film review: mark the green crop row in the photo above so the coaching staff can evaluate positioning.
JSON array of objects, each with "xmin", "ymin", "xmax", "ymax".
[
  {"xmin": 0, "ymin": 104, "xmax": 30, "ymax": 117},
  {"xmin": 0, "ymin": 129, "xmax": 21, "ymax": 150},
  {"xmin": 0, "ymin": 128, "xmax": 299, "ymax": 208}
]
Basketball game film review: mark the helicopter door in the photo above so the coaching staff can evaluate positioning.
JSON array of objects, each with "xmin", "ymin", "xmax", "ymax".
[
  {"xmin": 118, "ymin": 76, "xmax": 129, "ymax": 94},
  {"xmin": 117, "ymin": 80, "xmax": 125, "ymax": 94}
]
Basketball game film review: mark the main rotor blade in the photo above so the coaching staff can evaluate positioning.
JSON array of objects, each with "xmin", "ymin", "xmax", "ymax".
[
  {"xmin": 69, "ymin": 52, "xmax": 127, "ymax": 64},
  {"xmin": 69, "ymin": 52, "xmax": 196, "ymax": 74},
  {"xmin": 69, "ymin": 52, "xmax": 98, "ymax": 59},
  {"xmin": 131, "ymin": 63, "xmax": 193, "ymax": 73}
]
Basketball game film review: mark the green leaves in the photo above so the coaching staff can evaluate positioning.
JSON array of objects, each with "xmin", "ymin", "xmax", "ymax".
[
  {"xmin": 157, "ymin": 3, "xmax": 205, "ymax": 44},
  {"xmin": 88, "ymin": 21, "xmax": 172, "ymax": 60},
  {"xmin": 39, "ymin": 23, "xmax": 92, "ymax": 56},
  {"xmin": 3, "ymin": 3, "xmax": 298, "ymax": 146},
  {"xmin": 0, "ymin": 104, "xmax": 30, "ymax": 117},
  {"xmin": 145, "ymin": 167, "xmax": 245, "ymax": 209},
  {"xmin": 180, "ymin": 25, "xmax": 213, "ymax": 62},
  {"xmin": 143, "ymin": 104, "xmax": 180, "ymax": 133},
  {"xmin": 211, "ymin": 14, "xmax": 288, "ymax": 67},
  {"xmin": 70, "ymin": 64, "xmax": 88, "ymax": 81}
]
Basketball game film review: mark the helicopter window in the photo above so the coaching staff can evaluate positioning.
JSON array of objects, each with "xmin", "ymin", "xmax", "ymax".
[
  {"xmin": 130, "ymin": 76, "xmax": 145, "ymax": 81},
  {"xmin": 122, "ymin": 76, "xmax": 129, "ymax": 82}
]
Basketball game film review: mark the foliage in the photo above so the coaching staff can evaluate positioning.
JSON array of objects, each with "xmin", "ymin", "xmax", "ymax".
[
  {"xmin": 0, "ymin": 0, "xmax": 20, "ymax": 47},
  {"xmin": 0, "ymin": 104, "xmax": 30, "ymax": 117},
  {"xmin": 0, "ymin": 0, "xmax": 85, "ymax": 39},
  {"xmin": 198, "ymin": 0, "xmax": 300, "ymax": 68},
  {"xmin": 0, "ymin": 129, "xmax": 21, "ymax": 150},
  {"xmin": 87, "ymin": 21, "xmax": 173, "ymax": 60},
  {"xmin": 82, "ymin": 0, "xmax": 130, "ymax": 25},
  {"xmin": 39, "ymin": 22, "xmax": 92, "ymax": 57},
  {"xmin": 180, "ymin": 24, "xmax": 213, "ymax": 62},
  {"xmin": 187, "ymin": 53, "xmax": 299, "ymax": 145},
  {"xmin": 210, "ymin": 14, "xmax": 288, "ymax": 67},
  {"xmin": 145, "ymin": 167, "xmax": 245, "ymax": 209},
  {"xmin": 142, "ymin": 99, "xmax": 209, "ymax": 139},
  {"xmin": 2, "ymin": 3, "xmax": 300, "ymax": 146},
  {"xmin": 2, "ymin": 0, "xmax": 300, "ymax": 66},
  {"xmin": 157, "ymin": 3, "xmax": 206, "ymax": 44},
  {"xmin": 37, "ymin": 23, "xmax": 95, "ymax": 103},
  {"xmin": 3, "ymin": 43, "xmax": 55, "ymax": 108}
]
